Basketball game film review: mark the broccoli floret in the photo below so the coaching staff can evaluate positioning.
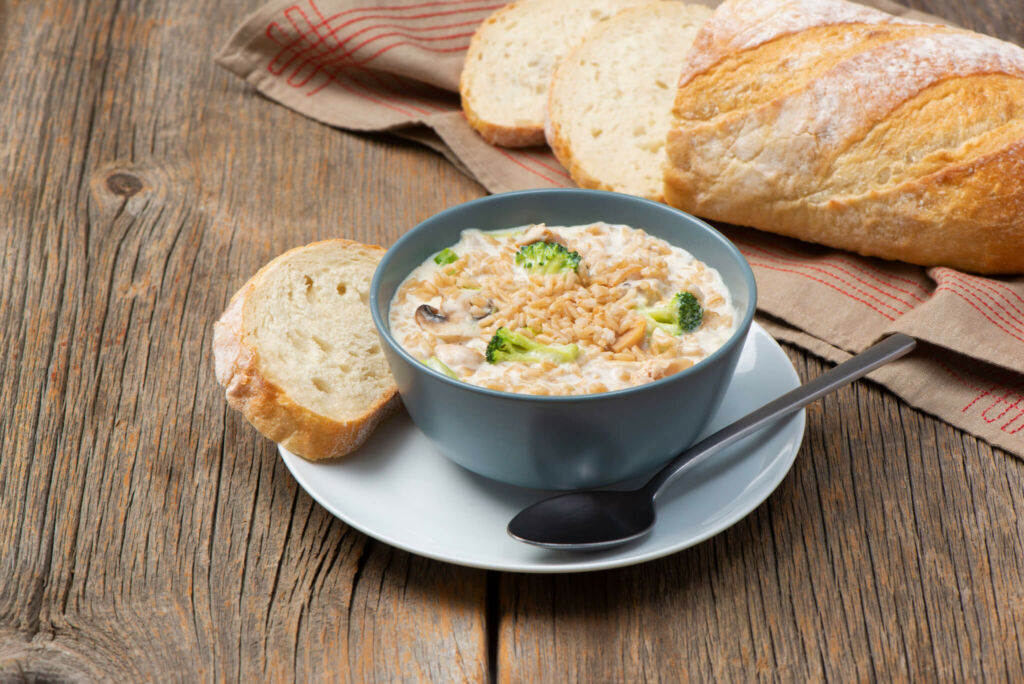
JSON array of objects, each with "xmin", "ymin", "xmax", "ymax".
[
  {"xmin": 639, "ymin": 292, "xmax": 703, "ymax": 335},
  {"xmin": 514, "ymin": 241, "xmax": 581, "ymax": 274},
  {"xmin": 485, "ymin": 327, "xmax": 580, "ymax": 364},
  {"xmin": 434, "ymin": 248, "xmax": 458, "ymax": 266},
  {"xmin": 421, "ymin": 356, "xmax": 458, "ymax": 379}
]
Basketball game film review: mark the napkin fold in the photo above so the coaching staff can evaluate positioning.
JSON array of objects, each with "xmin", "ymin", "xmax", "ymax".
[{"xmin": 217, "ymin": 0, "xmax": 1024, "ymax": 457}]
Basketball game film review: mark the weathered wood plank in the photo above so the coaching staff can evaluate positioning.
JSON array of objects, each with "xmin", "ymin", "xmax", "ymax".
[
  {"xmin": 498, "ymin": 350, "xmax": 1024, "ymax": 682},
  {"xmin": 0, "ymin": 0, "xmax": 488, "ymax": 680}
]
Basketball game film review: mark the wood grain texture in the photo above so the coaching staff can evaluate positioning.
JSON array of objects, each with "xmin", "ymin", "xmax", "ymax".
[
  {"xmin": 498, "ymin": 349, "xmax": 1024, "ymax": 681},
  {"xmin": 2, "ymin": 0, "xmax": 1023, "ymax": 681},
  {"xmin": 0, "ymin": 0, "xmax": 486, "ymax": 680}
]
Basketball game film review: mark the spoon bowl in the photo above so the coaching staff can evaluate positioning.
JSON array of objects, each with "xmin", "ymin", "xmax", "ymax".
[
  {"xmin": 508, "ymin": 333, "xmax": 916, "ymax": 550},
  {"xmin": 508, "ymin": 489, "xmax": 656, "ymax": 550}
]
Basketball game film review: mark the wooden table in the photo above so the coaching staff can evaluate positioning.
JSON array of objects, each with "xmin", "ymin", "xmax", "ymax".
[{"xmin": 3, "ymin": 0, "xmax": 1023, "ymax": 680}]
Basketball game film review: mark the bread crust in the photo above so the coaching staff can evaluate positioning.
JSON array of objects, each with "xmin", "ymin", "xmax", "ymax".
[
  {"xmin": 460, "ymin": 90, "xmax": 546, "ymax": 148},
  {"xmin": 665, "ymin": 141, "xmax": 1024, "ymax": 273},
  {"xmin": 664, "ymin": 0, "xmax": 1024, "ymax": 274},
  {"xmin": 213, "ymin": 239, "xmax": 400, "ymax": 461}
]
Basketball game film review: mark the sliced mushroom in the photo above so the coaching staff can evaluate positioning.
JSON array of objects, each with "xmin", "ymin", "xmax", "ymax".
[
  {"xmin": 416, "ymin": 304, "xmax": 447, "ymax": 324},
  {"xmin": 468, "ymin": 296, "xmax": 495, "ymax": 320},
  {"xmin": 414, "ymin": 304, "xmax": 471, "ymax": 342}
]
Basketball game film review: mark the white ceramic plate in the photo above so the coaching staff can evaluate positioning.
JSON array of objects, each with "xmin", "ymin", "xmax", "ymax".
[{"xmin": 280, "ymin": 322, "xmax": 804, "ymax": 573}]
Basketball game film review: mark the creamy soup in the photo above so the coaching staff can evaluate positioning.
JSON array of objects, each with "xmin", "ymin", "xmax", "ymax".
[{"xmin": 389, "ymin": 222, "xmax": 736, "ymax": 395}]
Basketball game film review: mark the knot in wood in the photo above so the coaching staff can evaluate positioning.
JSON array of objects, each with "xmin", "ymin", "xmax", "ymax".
[{"xmin": 106, "ymin": 172, "xmax": 143, "ymax": 197}]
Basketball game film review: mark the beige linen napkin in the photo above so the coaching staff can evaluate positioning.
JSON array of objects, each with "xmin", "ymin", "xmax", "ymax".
[{"xmin": 217, "ymin": 0, "xmax": 1024, "ymax": 457}]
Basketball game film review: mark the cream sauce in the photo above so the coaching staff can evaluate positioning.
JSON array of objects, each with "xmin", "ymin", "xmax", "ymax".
[{"xmin": 389, "ymin": 223, "xmax": 737, "ymax": 395}]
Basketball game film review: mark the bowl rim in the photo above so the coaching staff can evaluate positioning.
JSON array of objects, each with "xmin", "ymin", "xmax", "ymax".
[{"xmin": 370, "ymin": 188, "xmax": 757, "ymax": 404}]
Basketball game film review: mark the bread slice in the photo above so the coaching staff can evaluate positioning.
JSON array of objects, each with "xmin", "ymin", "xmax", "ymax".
[
  {"xmin": 460, "ymin": 0, "xmax": 655, "ymax": 147},
  {"xmin": 214, "ymin": 240, "xmax": 399, "ymax": 460},
  {"xmin": 546, "ymin": 2, "xmax": 712, "ymax": 201}
]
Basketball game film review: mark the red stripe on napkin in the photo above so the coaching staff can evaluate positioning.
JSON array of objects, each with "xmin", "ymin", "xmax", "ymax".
[
  {"xmin": 282, "ymin": 20, "xmax": 478, "ymax": 85},
  {"xmin": 266, "ymin": 1, "xmax": 494, "ymax": 104},
  {"xmin": 764, "ymin": 242, "xmax": 931, "ymax": 302},
  {"xmin": 323, "ymin": 70, "xmax": 421, "ymax": 116},
  {"xmin": 735, "ymin": 241, "xmax": 915, "ymax": 319},
  {"xmin": 936, "ymin": 269, "xmax": 1024, "ymax": 317},
  {"xmin": 739, "ymin": 242, "xmax": 920, "ymax": 312},
  {"xmin": 516, "ymin": 150, "xmax": 573, "ymax": 182},
  {"xmin": 292, "ymin": 1, "xmax": 500, "ymax": 66},
  {"xmin": 271, "ymin": 0, "xmax": 499, "ymax": 71},
  {"xmin": 497, "ymin": 149, "xmax": 571, "ymax": 187},
  {"xmin": 933, "ymin": 280, "xmax": 1024, "ymax": 344}
]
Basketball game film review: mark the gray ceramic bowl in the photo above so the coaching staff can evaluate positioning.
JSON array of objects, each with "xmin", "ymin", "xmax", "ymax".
[{"xmin": 370, "ymin": 189, "xmax": 757, "ymax": 490}]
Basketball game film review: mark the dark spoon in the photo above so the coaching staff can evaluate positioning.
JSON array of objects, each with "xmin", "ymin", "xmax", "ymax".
[{"xmin": 507, "ymin": 333, "xmax": 917, "ymax": 550}]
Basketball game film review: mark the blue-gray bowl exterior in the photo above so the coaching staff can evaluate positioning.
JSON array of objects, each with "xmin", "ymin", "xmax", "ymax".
[{"xmin": 370, "ymin": 189, "xmax": 757, "ymax": 490}]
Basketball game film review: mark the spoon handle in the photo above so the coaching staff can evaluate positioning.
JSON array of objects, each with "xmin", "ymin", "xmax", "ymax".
[{"xmin": 643, "ymin": 333, "xmax": 917, "ymax": 499}]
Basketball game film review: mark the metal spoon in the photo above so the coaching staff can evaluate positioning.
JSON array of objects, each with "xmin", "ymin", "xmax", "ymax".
[{"xmin": 507, "ymin": 333, "xmax": 916, "ymax": 551}]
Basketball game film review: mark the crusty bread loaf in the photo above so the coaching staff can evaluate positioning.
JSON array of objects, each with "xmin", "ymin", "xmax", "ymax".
[
  {"xmin": 546, "ymin": 2, "xmax": 711, "ymax": 200},
  {"xmin": 214, "ymin": 240, "xmax": 399, "ymax": 460},
  {"xmin": 460, "ymin": 0, "xmax": 655, "ymax": 147},
  {"xmin": 664, "ymin": 0, "xmax": 1024, "ymax": 274}
]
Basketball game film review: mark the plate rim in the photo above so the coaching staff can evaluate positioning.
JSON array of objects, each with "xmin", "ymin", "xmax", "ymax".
[{"xmin": 280, "ymin": 322, "xmax": 804, "ymax": 573}]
